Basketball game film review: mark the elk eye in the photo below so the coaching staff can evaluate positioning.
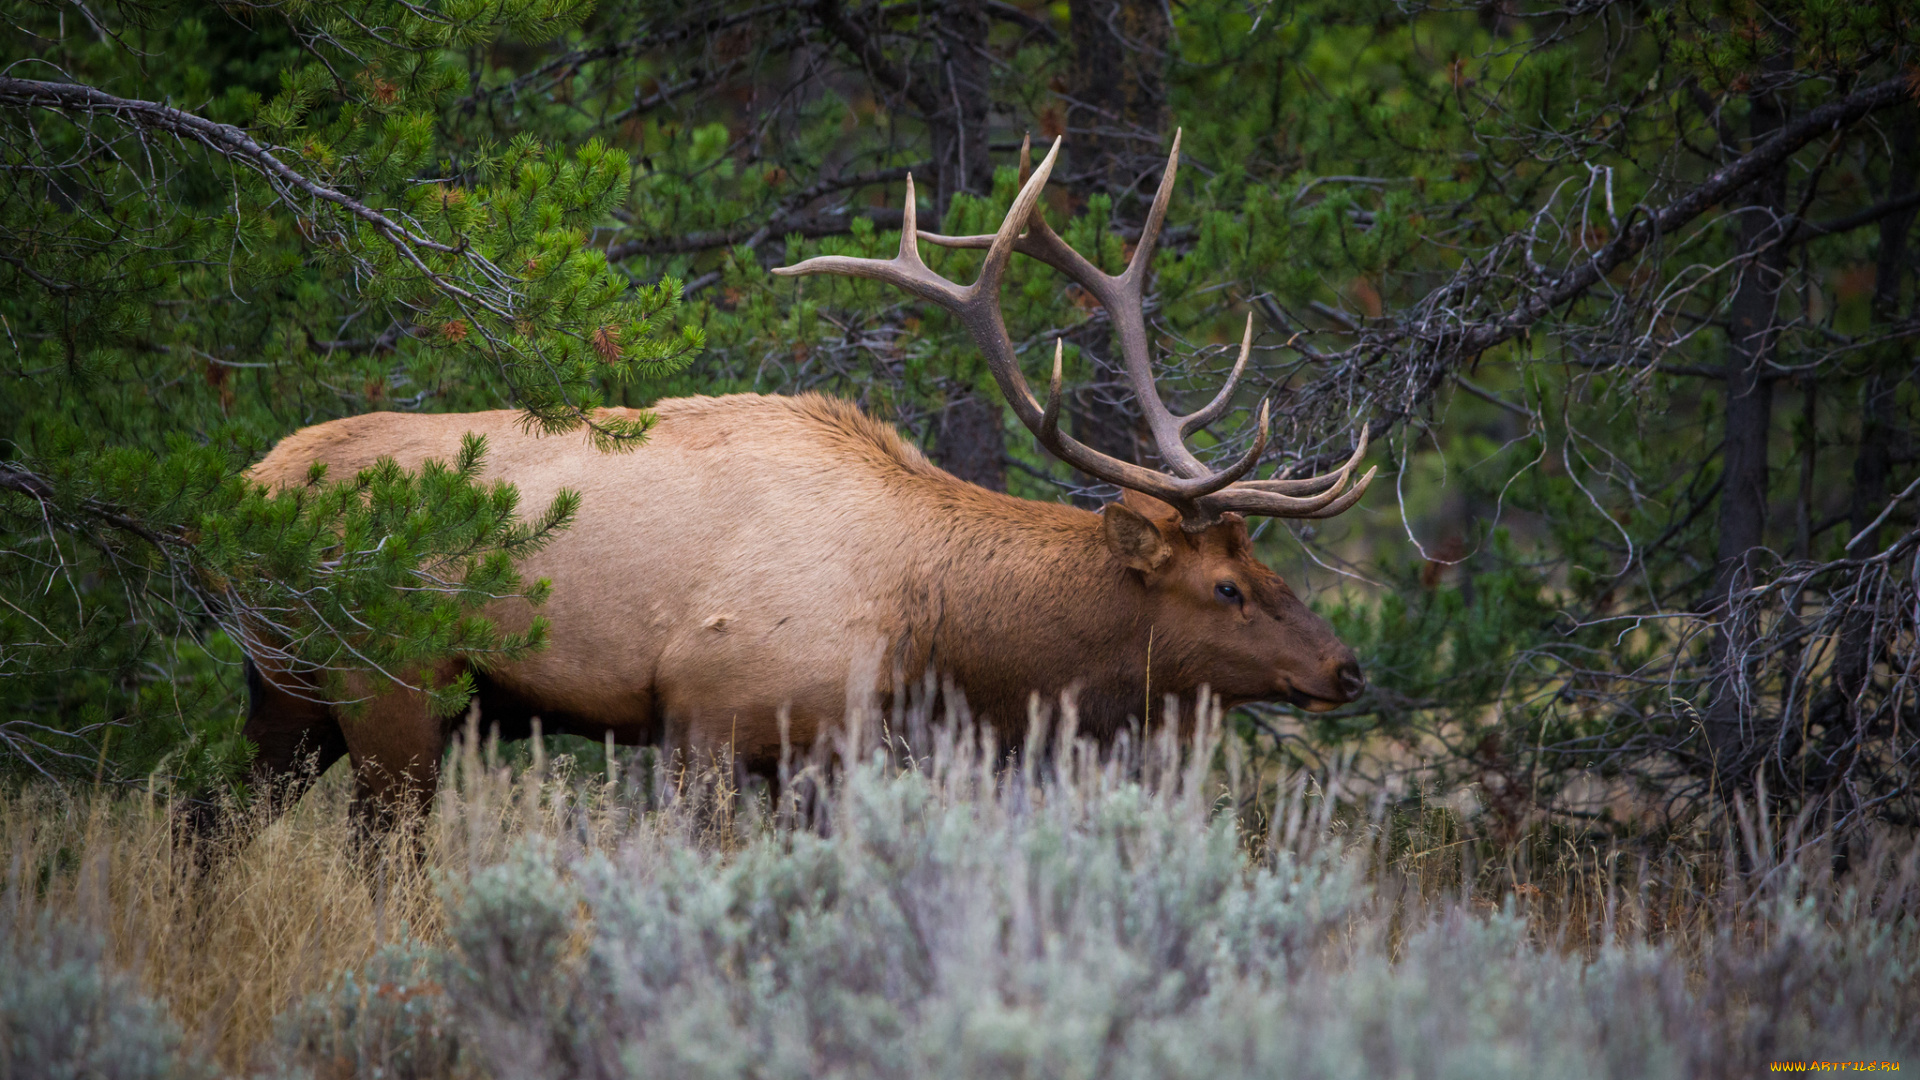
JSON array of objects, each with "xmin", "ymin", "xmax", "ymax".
[{"xmin": 1215, "ymin": 582, "xmax": 1243, "ymax": 604}]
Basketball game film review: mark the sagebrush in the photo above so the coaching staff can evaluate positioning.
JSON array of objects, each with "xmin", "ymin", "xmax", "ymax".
[{"xmin": 3, "ymin": 709, "xmax": 1916, "ymax": 1078}]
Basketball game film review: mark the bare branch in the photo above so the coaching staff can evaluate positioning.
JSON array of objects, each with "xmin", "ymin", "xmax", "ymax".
[
  {"xmin": 1430, "ymin": 76, "xmax": 1913, "ymax": 367},
  {"xmin": 607, "ymin": 164, "xmax": 925, "ymax": 260}
]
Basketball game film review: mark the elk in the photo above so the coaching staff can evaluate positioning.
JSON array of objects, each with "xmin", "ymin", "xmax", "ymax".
[{"xmin": 226, "ymin": 133, "xmax": 1374, "ymax": 839}]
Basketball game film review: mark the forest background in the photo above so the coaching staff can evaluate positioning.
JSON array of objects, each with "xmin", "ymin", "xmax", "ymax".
[
  {"xmin": 3, "ymin": 0, "xmax": 1920, "ymax": 845},
  {"xmin": 9, "ymin": 1, "xmax": 1920, "ymax": 1076}
]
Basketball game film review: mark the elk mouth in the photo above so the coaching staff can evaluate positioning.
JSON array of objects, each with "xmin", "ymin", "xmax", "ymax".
[
  {"xmin": 1282, "ymin": 687, "xmax": 1346, "ymax": 713},
  {"xmin": 1281, "ymin": 661, "xmax": 1365, "ymax": 712}
]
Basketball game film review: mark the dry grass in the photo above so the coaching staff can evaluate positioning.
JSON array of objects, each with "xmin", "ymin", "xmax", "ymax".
[
  {"xmin": 0, "ymin": 726, "xmax": 650, "ymax": 1071},
  {"xmin": 4, "ymin": 705, "xmax": 1918, "ymax": 1077}
]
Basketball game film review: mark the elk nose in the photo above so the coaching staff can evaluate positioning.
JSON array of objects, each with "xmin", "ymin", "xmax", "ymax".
[{"xmin": 1335, "ymin": 661, "xmax": 1366, "ymax": 701}]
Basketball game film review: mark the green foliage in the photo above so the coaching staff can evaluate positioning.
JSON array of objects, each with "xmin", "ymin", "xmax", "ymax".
[
  {"xmin": 210, "ymin": 434, "xmax": 577, "ymax": 718},
  {"xmin": 0, "ymin": 0, "xmax": 699, "ymax": 788}
]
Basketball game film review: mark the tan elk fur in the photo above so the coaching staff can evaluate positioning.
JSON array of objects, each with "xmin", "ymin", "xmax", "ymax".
[{"xmin": 239, "ymin": 392, "xmax": 1361, "ymax": 824}]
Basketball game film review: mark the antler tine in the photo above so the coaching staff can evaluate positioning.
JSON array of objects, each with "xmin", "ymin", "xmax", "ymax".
[
  {"xmin": 1039, "ymin": 337, "xmax": 1064, "ymax": 441},
  {"xmin": 898, "ymin": 173, "xmax": 922, "ymax": 264},
  {"xmin": 1037, "ymin": 378, "xmax": 1268, "ymax": 504},
  {"xmin": 1236, "ymin": 426, "xmax": 1371, "ymax": 495},
  {"xmin": 1180, "ymin": 312, "xmax": 1253, "ymax": 437},
  {"xmin": 1191, "ymin": 397, "xmax": 1272, "ymax": 497},
  {"xmin": 1298, "ymin": 468, "xmax": 1378, "ymax": 517},
  {"xmin": 773, "ymin": 173, "xmax": 965, "ymax": 308},
  {"xmin": 1123, "ymin": 127, "xmax": 1182, "ymax": 285},
  {"xmin": 919, "ymin": 134, "xmax": 1115, "ymax": 296},
  {"xmin": 1299, "ymin": 468, "xmax": 1377, "ymax": 517},
  {"xmin": 774, "ymin": 136, "xmax": 1060, "ymax": 320},
  {"xmin": 915, "ymin": 131, "xmax": 1260, "ymax": 493},
  {"xmin": 1017, "ymin": 125, "xmax": 1240, "ymax": 487},
  {"xmin": 944, "ymin": 139, "xmax": 1271, "ymax": 509},
  {"xmin": 973, "ymin": 138, "xmax": 1060, "ymax": 298},
  {"xmin": 776, "ymin": 138, "xmax": 1171, "ymax": 507},
  {"xmin": 910, "ymin": 132, "xmax": 1041, "ymax": 256},
  {"xmin": 1202, "ymin": 465, "xmax": 1378, "ymax": 520},
  {"xmin": 1198, "ymin": 419, "xmax": 1377, "ymax": 520}
]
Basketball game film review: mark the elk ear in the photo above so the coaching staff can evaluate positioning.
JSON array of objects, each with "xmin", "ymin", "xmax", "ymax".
[
  {"xmin": 1119, "ymin": 487, "xmax": 1179, "ymax": 522},
  {"xmin": 1103, "ymin": 502, "xmax": 1172, "ymax": 573}
]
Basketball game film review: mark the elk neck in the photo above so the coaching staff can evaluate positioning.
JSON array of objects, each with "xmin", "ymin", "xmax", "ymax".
[{"xmin": 897, "ymin": 479, "xmax": 1164, "ymax": 738}]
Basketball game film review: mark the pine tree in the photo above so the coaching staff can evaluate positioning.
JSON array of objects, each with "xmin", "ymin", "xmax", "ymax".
[{"xmin": 0, "ymin": 0, "xmax": 699, "ymax": 786}]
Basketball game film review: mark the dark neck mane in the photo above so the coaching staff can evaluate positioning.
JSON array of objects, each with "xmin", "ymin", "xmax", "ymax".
[{"xmin": 908, "ymin": 477, "xmax": 1156, "ymax": 739}]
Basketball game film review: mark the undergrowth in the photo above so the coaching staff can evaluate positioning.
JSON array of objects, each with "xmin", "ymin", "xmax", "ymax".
[{"xmin": 2, "ymin": 702, "xmax": 1915, "ymax": 1078}]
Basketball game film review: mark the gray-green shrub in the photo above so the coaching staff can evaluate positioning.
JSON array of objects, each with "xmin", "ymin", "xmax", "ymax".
[
  {"xmin": 274, "ymin": 724, "xmax": 1920, "ymax": 1080},
  {"xmin": 414, "ymin": 743, "xmax": 1913, "ymax": 1079},
  {"xmin": 273, "ymin": 939, "xmax": 464, "ymax": 1080},
  {"xmin": 0, "ymin": 919, "xmax": 210, "ymax": 1080}
]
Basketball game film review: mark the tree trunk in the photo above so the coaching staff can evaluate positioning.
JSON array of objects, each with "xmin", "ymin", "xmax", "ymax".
[
  {"xmin": 1064, "ymin": 0, "xmax": 1171, "ymax": 496},
  {"xmin": 929, "ymin": 0, "xmax": 993, "ymax": 219},
  {"xmin": 1816, "ymin": 115, "xmax": 1917, "ymax": 858},
  {"xmin": 1702, "ymin": 53, "xmax": 1793, "ymax": 794},
  {"xmin": 1833, "ymin": 114, "xmax": 1918, "ymax": 710},
  {"xmin": 807, "ymin": 0, "xmax": 990, "ymax": 219},
  {"xmin": 933, "ymin": 391, "xmax": 1007, "ymax": 491},
  {"xmin": 1066, "ymin": 0, "xmax": 1170, "ymax": 197},
  {"xmin": 812, "ymin": 0, "xmax": 1004, "ymax": 487},
  {"xmin": 1066, "ymin": 321, "xmax": 1149, "ymax": 506},
  {"xmin": 923, "ymin": 1, "xmax": 1003, "ymax": 488}
]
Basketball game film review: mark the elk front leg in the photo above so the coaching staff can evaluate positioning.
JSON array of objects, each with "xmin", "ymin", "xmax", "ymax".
[{"xmin": 338, "ymin": 662, "xmax": 463, "ymax": 871}]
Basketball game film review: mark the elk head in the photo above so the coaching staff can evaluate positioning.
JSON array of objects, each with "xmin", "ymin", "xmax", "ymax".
[{"xmin": 776, "ymin": 133, "xmax": 1374, "ymax": 712}]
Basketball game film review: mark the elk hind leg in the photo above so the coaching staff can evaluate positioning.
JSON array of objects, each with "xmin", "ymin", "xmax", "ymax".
[{"xmin": 176, "ymin": 658, "xmax": 348, "ymax": 871}]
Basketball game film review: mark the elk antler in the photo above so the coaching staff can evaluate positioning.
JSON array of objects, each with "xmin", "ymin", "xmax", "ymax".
[{"xmin": 773, "ymin": 132, "xmax": 1375, "ymax": 530}]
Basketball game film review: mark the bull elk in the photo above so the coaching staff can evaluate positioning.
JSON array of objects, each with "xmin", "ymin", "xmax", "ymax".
[{"xmin": 225, "ymin": 133, "xmax": 1374, "ymax": 840}]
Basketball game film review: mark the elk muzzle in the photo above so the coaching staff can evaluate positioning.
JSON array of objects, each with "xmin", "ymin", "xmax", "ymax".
[{"xmin": 1288, "ymin": 653, "xmax": 1366, "ymax": 713}]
